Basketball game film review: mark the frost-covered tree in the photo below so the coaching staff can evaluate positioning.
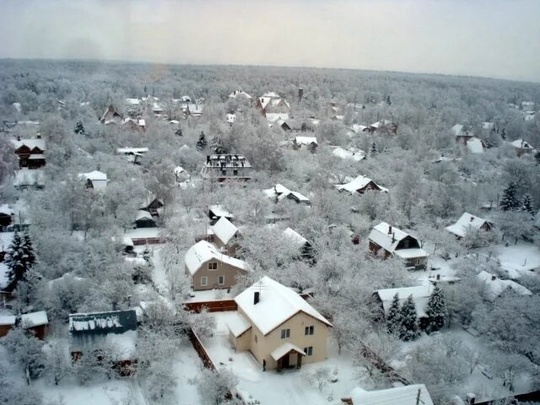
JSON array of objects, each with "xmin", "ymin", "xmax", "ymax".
[
  {"xmin": 500, "ymin": 181, "xmax": 520, "ymax": 211},
  {"xmin": 1, "ymin": 326, "xmax": 46, "ymax": 382},
  {"xmin": 196, "ymin": 131, "xmax": 208, "ymax": 151},
  {"xmin": 399, "ymin": 295, "xmax": 418, "ymax": 341},
  {"xmin": 5, "ymin": 231, "xmax": 36, "ymax": 292},
  {"xmin": 425, "ymin": 286, "xmax": 447, "ymax": 333},
  {"xmin": 45, "ymin": 342, "xmax": 71, "ymax": 385},
  {"xmin": 74, "ymin": 121, "xmax": 86, "ymax": 135},
  {"xmin": 190, "ymin": 367, "xmax": 239, "ymax": 405},
  {"xmin": 386, "ymin": 293, "xmax": 401, "ymax": 334},
  {"xmin": 370, "ymin": 142, "xmax": 378, "ymax": 157},
  {"xmin": 521, "ymin": 194, "xmax": 534, "ymax": 215}
]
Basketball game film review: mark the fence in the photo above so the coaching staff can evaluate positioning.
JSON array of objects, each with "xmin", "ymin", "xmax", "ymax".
[{"xmin": 183, "ymin": 299, "xmax": 237, "ymax": 313}]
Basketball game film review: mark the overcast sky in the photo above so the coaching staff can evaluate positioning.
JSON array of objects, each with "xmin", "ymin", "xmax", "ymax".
[{"xmin": 1, "ymin": 0, "xmax": 539, "ymax": 82}]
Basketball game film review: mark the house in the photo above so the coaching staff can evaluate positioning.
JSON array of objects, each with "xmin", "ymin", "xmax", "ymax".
[
  {"xmin": 69, "ymin": 309, "xmax": 138, "ymax": 376},
  {"xmin": 117, "ymin": 147, "xmax": 149, "ymax": 165},
  {"xmin": 100, "ymin": 105, "xmax": 123, "ymax": 125},
  {"xmin": 140, "ymin": 194, "xmax": 164, "ymax": 217},
  {"xmin": 446, "ymin": 213, "xmax": 493, "ymax": 239},
  {"xmin": 510, "ymin": 139, "xmax": 535, "ymax": 157},
  {"xmin": 229, "ymin": 90, "xmax": 252, "ymax": 100},
  {"xmin": 209, "ymin": 216, "xmax": 240, "ymax": 256},
  {"xmin": 293, "ymin": 136, "xmax": 318, "ymax": 151},
  {"xmin": 79, "ymin": 171, "xmax": 108, "ymax": 190},
  {"xmin": 263, "ymin": 184, "xmax": 311, "ymax": 205},
  {"xmin": 121, "ymin": 117, "xmax": 145, "ymax": 132},
  {"xmin": 11, "ymin": 137, "xmax": 46, "ymax": 169},
  {"xmin": 228, "ymin": 276, "xmax": 332, "ymax": 371},
  {"xmin": 0, "ymin": 311, "xmax": 49, "ymax": 339},
  {"xmin": 201, "ymin": 154, "xmax": 253, "ymax": 182},
  {"xmin": 477, "ymin": 271, "xmax": 532, "ymax": 301},
  {"xmin": 331, "ymin": 147, "xmax": 366, "ymax": 162},
  {"xmin": 14, "ymin": 169, "xmax": 45, "ymax": 190},
  {"xmin": 336, "ymin": 175, "xmax": 388, "ymax": 194},
  {"xmin": 466, "ymin": 137, "xmax": 486, "ymax": 154},
  {"xmin": 283, "ymin": 227, "xmax": 316, "ymax": 263},
  {"xmin": 368, "ymin": 222, "xmax": 428, "ymax": 270},
  {"xmin": 0, "ymin": 205, "xmax": 14, "ymax": 230},
  {"xmin": 368, "ymin": 120, "xmax": 398, "ymax": 135},
  {"xmin": 374, "ymin": 283, "xmax": 434, "ymax": 328},
  {"xmin": 135, "ymin": 210, "xmax": 157, "ymax": 228},
  {"xmin": 341, "ymin": 384, "xmax": 434, "ymax": 405},
  {"xmin": 256, "ymin": 92, "xmax": 290, "ymax": 116},
  {"xmin": 184, "ymin": 240, "xmax": 249, "ymax": 291},
  {"xmin": 452, "ymin": 124, "xmax": 473, "ymax": 145},
  {"xmin": 208, "ymin": 205, "xmax": 234, "ymax": 225}
]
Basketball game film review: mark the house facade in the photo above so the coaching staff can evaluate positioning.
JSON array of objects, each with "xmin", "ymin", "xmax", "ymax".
[
  {"xmin": 11, "ymin": 137, "xmax": 46, "ymax": 169},
  {"xmin": 201, "ymin": 154, "xmax": 253, "ymax": 182},
  {"xmin": 185, "ymin": 240, "xmax": 249, "ymax": 291},
  {"xmin": 445, "ymin": 212, "xmax": 493, "ymax": 239},
  {"xmin": 228, "ymin": 276, "xmax": 332, "ymax": 371},
  {"xmin": 368, "ymin": 222, "xmax": 428, "ymax": 270}
]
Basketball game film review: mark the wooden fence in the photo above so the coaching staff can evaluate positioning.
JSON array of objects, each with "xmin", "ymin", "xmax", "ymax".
[{"xmin": 183, "ymin": 299, "xmax": 237, "ymax": 313}]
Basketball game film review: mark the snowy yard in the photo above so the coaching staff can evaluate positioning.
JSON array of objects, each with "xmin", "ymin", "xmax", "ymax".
[
  {"xmin": 200, "ymin": 311, "xmax": 361, "ymax": 405},
  {"xmin": 477, "ymin": 243, "xmax": 540, "ymax": 278}
]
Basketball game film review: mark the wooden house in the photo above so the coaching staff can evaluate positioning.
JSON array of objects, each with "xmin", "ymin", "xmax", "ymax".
[
  {"xmin": 228, "ymin": 276, "xmax": 332, "ymax": 371},
  {"xmin": 201, "ymin": 154, "xmax": 253, "ymax": 182},
  {"xmin": 100, "ymin": 105, "xmax": 123, "ymax": 125},
  {"xmin": 336, "ymin": 175, "xmax": 388, "ymax": 195},
  {"xmin": 451, "ymin": 124, "xmax": 473, "ymax": 145},
  {"xmin": 0, "ymin": 311, "xmax": 49, "ymax": 339},
  {"xmin": 510, "ymin": 139, "xmax": 535, "ymax": 157},
  {"xmin": 445, "ymin": 213, "xmax": 493, "ymax": 239},
  {"xmin": 368, "ymin": 222, "xmax": 428, "ymax": 270},
  {"xmin": 11, "ymin": 137, "xmax": 46, "ymax": 169}
]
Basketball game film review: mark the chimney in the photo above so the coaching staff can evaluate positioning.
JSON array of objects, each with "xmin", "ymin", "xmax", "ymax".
[
  {"xmin": 388, "ymin": 225, "xmax": 392, "ymax": 235},
  {"xmin": 17, "ymin": 135, "xmax": 21, "ymax": 141},
  {"xmin": 491, "ymin": 275, "xmax": 496, "ymax": 281},
  {"xmin": 391, "ymin": 232, "xmax": 396, "ymax": 244},
  {"xmin": 254, "ymin": 291, "xmax": 260, "ymax": 305},
  {"xmin": 470, "ymin": 216, "xmax": 474, "ymax": 222}
]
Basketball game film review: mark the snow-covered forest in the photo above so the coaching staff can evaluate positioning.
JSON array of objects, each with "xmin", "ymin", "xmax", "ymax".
[{"xmin": 1, "ymin": 59, "xmax": 539, "ymax": 405}]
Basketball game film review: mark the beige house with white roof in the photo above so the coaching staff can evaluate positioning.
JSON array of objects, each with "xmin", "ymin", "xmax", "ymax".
[
  {"xmin": 228, "ymin": 276, "xmax": 332, "ymax": 371},
  {"xmin": 184, "ymin": 240, "xmax": 249, "ymax": 291}
]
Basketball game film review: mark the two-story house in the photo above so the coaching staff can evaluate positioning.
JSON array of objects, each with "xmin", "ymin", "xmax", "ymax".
[
  {"xmin": 201, "ymin": 154, "xmax": 253, "ymax": 182},
  {"xmin": 227, "ymin": 276, "xmax": 332, "ymax": 371},
  {"xmin": 184, "ymin": 240, "xmax": 249, "ymax": 291},
  {"xmin": 368, "ymin": 222, "xmax": 428, "ymax": 270},
  {"xmin": 11, "ymin": 137, "xmax": 46, "ymax": 169}
]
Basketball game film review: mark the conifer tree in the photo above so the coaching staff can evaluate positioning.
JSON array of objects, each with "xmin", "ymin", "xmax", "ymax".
[
  {"xmin": 196, "ymin": 131, "xmax": 207, "ymax": 151},
  {"xmin": 521, "ymin": 194, "xmax": 534, "ymax": 215},
  {"xmin": 386, "ymin": 293, "xmax": 401, "ymax": 334},
  {"xmin": 5, "ymin": 231, "xmax": 34, "ymax": 292},
  {"xmin": 370, "ymin": 142, "xmax": 378, "ymax": 157},
  {"xmin": 399, "ymin": 295, "xmax": 418, "ymax": 341},
  {"xmin": 74, "ymin": 121, "xmax": 86, "ymax": 135},
  {"xmin": 425, "ymin": 286, "xmax": 447, "ymax": 333},
  {"xmin": 175, "ymin": 128, "xmax": 183, "ymax": 137},
  {"xmin": 500, "ymin": 181, "xmax": 520, "ymax": 211}
]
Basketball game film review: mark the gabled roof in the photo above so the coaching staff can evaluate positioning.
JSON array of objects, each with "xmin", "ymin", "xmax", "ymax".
[
  {"xmin": 21, "ymin": 311, "xmax": 48, "ymax": 328},
  {"xmin": 336, "ymin": 175, "xmax": 387, "ymax": 194},
  {"xmin": 451, "ymin": 124, "xmax": 470, "ymax": 137},
  {"xmin": 376, "ymin": 283, "xmax": 433, "ymax": 318},
  {"xmin": 294, "ymin": 136, "xmax": 318, "ymax": 146},
  {"xmin": 210, "ymin": 216, "xmax": 239, "ymax": 245},
  {"xmin": 332, "ymin": 147, "xmax": 366, "ymax": 161},
  {"xmin": 229, "ymin": 90, "xmax": 252, "ymax": 99},
  {"xmin": 283, "ymin": 227, "xmax": 309, "ymax": 249},
  {"xmin": 263, "ymin": 184, "xmax": 310, "ymax": 204},
  {"xmin": 0, "ymin": 204, "xmax": 14, "ymax": 216},
  {"xmin": 11, "ymin": 138, "xmax": 46, "ymax": 151},
  {"xmin": 135, "ymin": 210, "xmax": 154, "ymax": 222},
  {"xmin": 79, "ymin": 170, "xmax": 107, "ymax": 182},
  {"xmin": 271, "ymin": 343, "xmax": 306, "ymax": 360},
  {"xmin": 235, "ymin": 276, "xmax": 332, "ymax": 336},
  {"xmin": 368, "ymin": 222, "xmax": 427, "ymax": 259},
  {"xmin": 445, "ymin": 212, "xmax": 492, "ymax": 238},
  {"xmin": 209, "ymin": 205, "xmax": 233, "ymax": 219},
  {"xmin": 477, "ymin": 271, "xmax": 532, "ymax": 301},
  {"xmin": 349, "ymin": 384, "xmax": 434, "ymax": 405},
  {"xmin": 184, "ymin": 240, "xmax": 248, "ymax": 275},
  {"xmin": 510, "ymin": 139, "xmax": 534, "ymax": 149}
]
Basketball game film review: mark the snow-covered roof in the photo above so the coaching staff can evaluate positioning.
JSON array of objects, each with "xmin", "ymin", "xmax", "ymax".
[
  {"xmin": 124, "ymin": 227, "xmax": 161, "ymax": 241},
  {"xmin": 451, "ymin": 124, "xmax": 469, "ymax": 137},
  {"xmin": 235, "ymin": 276, "xmax": 332, "ymax": 336},
  {"xmin": 135, "ymin": 210, "xmax": 154, "ymax": 222},
  {"xmin": 11, "ymin": 138, "xmax": 46, "ymax": 151},
  {"xmin": 117, "ymin": 147, "xmax": 149, "ymax": 155},
  {"xmin": 0, "ymin": 262, "xmax": 8, "ymax": 290},
  {"xmin": 336, "ymin": 175, "xmax": 387, "ymax": 194},
  {"xmin": 477, "ymin": 271, "xmax": 532, "ymax": 301},
  {"xmin": 209, "ymin": 205, "xmax": 233, "ymax": 219},
  {"xmin": 226, "ymin": 113, "xmax": 236, "ymax": 123},
  {"xmin": 185, "ymin": 240, "xmax": 249, "ymax": 275},
  {"xmin": 229, "ymin": 90, "xmax": 252, "ymax": 99},
  {"xmin": 211, "ymin": 217, "xmax": 239, "ymax": 245},
  {"xmin": 368, "ymin": 222, "xmax": 427, "ymax": 258},
  {"xmin": 283, "ymin": 227, "xmax": 308, "ymax": 249},
  {"xmin": 125, "ymin": 98, "xmax": 140, "ymax": 105},
  {"xmin": 0, "ymin": 315, "xmax": 16, "ymax": 326},
  {"xmin": 79, "ymin": 171, "xmax": 108, "ymax": 190},
  {"xmin": 510, "ymin": 139, "xmax": 534, "ymax": 150},
  {"xmin": 266, "ymin": 113, "xmax": 289, "ymax": 123},
  {"xmin": 69, "ymin": 309, "xmax": 137, "ymax": 333},
  {"xmin": 349, "ymin": 384, "xmax": 433, "ymax": 405},
  {"xmin": 294, "ymin": 136, "xmax": 318, "ymax": 146},
  {"xmin": 271, "ymin": 342, "xmax": 306, "ymax": 361},
  {"xmin": 21, "ymin": 311, "xmax": 48, "ymax": 327},
  {"xmin": 14, "ymin": 169, "xmax": 45, "ymax": 187},
  {"xmin": 0, "ymin": 204, "xmax": 14, "ymax": 216},
  {"xmin": 226, "ymin": 312, "xmax": 251, "ymax": 337},
  {"xmin": 332, "ymin": 147, "xmax": 366, "ymax": 161},
  {"xmin": 263, "ymin": 184, "xmax": 310, "ymax": 204},
  {"xmin": 466, "ymin": 137, "xmax": 484, "ymax": 154},
  {"xmin": 351, "ymin": 124, "xmax": 368, "ymax": 133},
  {"xmin": 377, "ymin": 283, "xmax": 434, "ymax": 318},
  {"xmin": 445, "ymin": 213, "xmax": 492, "ymax": 238}
]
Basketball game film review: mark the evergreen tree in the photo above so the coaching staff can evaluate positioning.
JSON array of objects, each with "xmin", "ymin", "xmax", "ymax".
[
  {"xmin": 425, "ymin": 286, "xmax": 447, "ymax": 333},
  {"xmin": 521, "ymin": 194, "xmax": 534, "ymax": 215},
  {"xmin": 370, "ymin": 142, "xmax": 378, "ymax": 157},
  {"xmin": 196, "ymin": 131, "xmax": 207, "ymax": 151},
  {"xmin": 74, "ymin": 121, "xmax": 86, "ymax": 136},
  {"xmin": 398, "ymin": 295, "xmax": 418, "ymax": 341},
  {"xmin": 175, "ymin": 128, "xmax": 183, "ymax": 137},
  {"xmin": 5, "ymin": 232, "xmax": 28, "ymax": 292},
  {"xmin": 386, "ymin": 293, "xmax": 402, "ymax": 334},
  {"xmin": 500, "ymin": 181, "xmax": 520, "ymax": 211},
  {"xmin": 535, "ymin": 150, "xmax": 540, "ymax": 165},
  {"xmin": 386, "ymin": 95, "xmax": 391, "ymax": 105},
  {"xmin": 22, "ymin": 230, "xmax": 36, "ymax": 268}
]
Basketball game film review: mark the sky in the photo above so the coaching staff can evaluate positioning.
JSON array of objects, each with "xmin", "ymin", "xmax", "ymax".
[{"xmin": 0, "ymin": 0, "xmax": 539, "ymax": 82}]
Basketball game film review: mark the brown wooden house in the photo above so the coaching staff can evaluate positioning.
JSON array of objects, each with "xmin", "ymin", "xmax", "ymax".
[{"xmin": 11, "ymin": 137, "xmax": 46, "ymax": 169}]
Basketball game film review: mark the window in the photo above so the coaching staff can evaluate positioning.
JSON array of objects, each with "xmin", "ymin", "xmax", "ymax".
[
  {"xmin": 221, "ymin": 169, "xmax": 227, "ymax": 176},
  {"xmin": 208, "ymin": 262, "xmax": 218, "ymax": 270},
  {"xmin": 254, "ymin": 334, "xmax": 258, "ymax": 343},
  {"xmin": 218, "ymin": 275, "xmax": 225, "ymax": 285},
  {"xmin": 304, "ymin": 326, "xmax": 314, "ymax": 336},
  {"xmin": 200, "ymin": 276, "xmax": 208, "ymax": 287},
  {"xmin": 233, "ymin": 169, "xmax": 238, "ymax": 176},
  {"xmin": 304, "ymin": 346, "xmax": 313, "ymax": 356},
  {"xmin": 280, "ymin": 329, "xmax": 290, "ymax": 339}
]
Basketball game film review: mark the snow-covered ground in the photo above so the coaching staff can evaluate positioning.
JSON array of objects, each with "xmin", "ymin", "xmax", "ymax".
[
  {"xmin": 200, "ymin": 311, "xmax": 361, "ymax": 405},
  {"xmin": 171, "ymin": 343, "xmax": 205, "ymax": 404},
  {"xmin": 477, "ymin": 243, "xmax": 540, "ymax": 279}
]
